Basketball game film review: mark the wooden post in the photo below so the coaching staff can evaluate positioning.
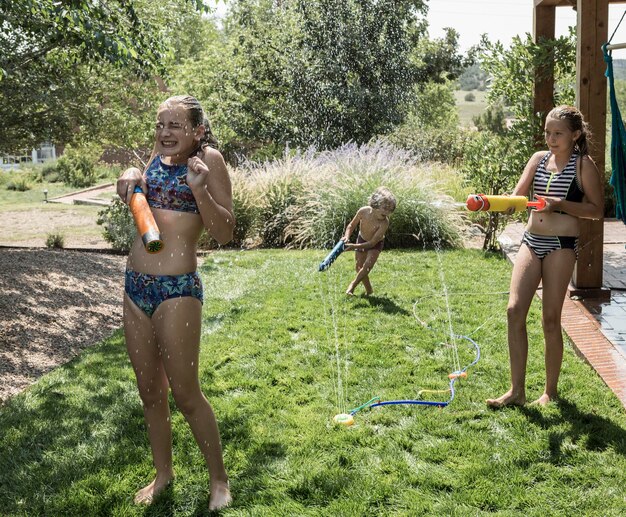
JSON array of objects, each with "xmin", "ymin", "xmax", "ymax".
[
  {"xmin": 533, "ymin": 4, "xmax": 556, "ymax": 135},
  {"xmin": 572, "ymin": 0, "xmax": 608, "ymax": 296},
  {"xmin": 573, "ymin": 0, "xmax": 610, "ymax": 297}
]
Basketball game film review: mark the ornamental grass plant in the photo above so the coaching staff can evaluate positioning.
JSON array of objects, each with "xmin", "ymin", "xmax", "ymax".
[{"xmin": 233, "ymin": 141, "xmax": 466, "ymax": 250}]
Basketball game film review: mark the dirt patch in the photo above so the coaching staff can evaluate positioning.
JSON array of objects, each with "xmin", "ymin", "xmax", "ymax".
[{"xmin": 0, "ymin": 249, "xmax": 126, "ymax": 402}]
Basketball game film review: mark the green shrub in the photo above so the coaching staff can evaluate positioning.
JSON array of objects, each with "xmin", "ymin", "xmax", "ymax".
[
  {"xmin": 198, "ymin": 171, "xmax": 258, "ymax": 249},
  {"xmin": 95, "ymin": 163, "xmax": 124, "ymax": 182},
  {"xmin": 45, "ymin": 232, "xmax": 65, "ymax": 249},
  {"xmin": 15, "ymin": 165, "xmax": 42, "ymax": 183},
  {"xmin": 57, "ymin": 144, "xmax": 101, "ymax": 188},
  {"xmin": 97, "ymin": 198, "xmax": 135, "ymax": 252},
  {"xmin": 386, "ymin": 125, "xmax": 469, "ymax": 166},
  {"xmin": 237, "ymin": 160, "xmax": 305, "ymax": 248},
  {"xmin": 41, "ymin": 161, "xmax": 60, "ymax": 182},
  {"xmin": 6, "ymin": 176, "xmax": 31, "ymax": 191},
  {"xmin": 460, "ymin": 131, "xmax": 530, "ymax": 250}
]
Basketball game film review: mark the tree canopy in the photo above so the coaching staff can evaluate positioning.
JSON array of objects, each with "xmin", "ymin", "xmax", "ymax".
[
  {"xmin": 0, "ymin": 0, "xmax": 210, "ymax": 153},
  {"xmin": 1, "ymin": 0, "xmax": 466, "ymax": 157}
]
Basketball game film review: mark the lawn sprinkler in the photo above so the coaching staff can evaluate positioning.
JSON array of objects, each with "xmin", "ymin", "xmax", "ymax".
[
  {"xmin": 130, "ymin": 186, "xmax": 163, "ymax": 254},
  {"xmin": 333, "ymin": 413, "xmax": 355, "ymax": 426},
  {"xmin": 319, "ymin": 240, "xmax": 345, "ymax": 272},
  {"xmin": 466, "ymin": 194, "xmax": 546, "ymax": 213},
  {"xmin": 336, "ymin": 335, "xmax": 481, "ymax": 425}
]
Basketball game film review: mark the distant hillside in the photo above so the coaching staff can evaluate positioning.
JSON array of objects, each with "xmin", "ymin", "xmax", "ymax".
[
  {"xmin": 460, "ymin": 59, "xmax": 626, "ymax": 89},
  {"xmin": 611, "ymin": 59, "xmax": 626, "ymax": 81}
]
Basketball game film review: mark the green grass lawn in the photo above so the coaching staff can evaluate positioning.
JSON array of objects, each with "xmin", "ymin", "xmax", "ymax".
[
  {"xmin": 0, "ymin": 180, "xmax": 106, "ymax": 245},
  {"xmin": 0, "ymin": 180, "xmax": 76, "ymax": 208},
  {"xmin": 1, "ymin": 249, "xmax": 625, "ymax": 515}
]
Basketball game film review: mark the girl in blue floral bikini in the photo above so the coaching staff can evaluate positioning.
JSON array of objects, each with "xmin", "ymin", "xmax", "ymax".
[
  {"xmin": 117, "ymin": 95, "xmax": 234, "ymax": 510},
  {"xmin": 487, "ymin": 106, "xmax": 604, "ymax": 408}
]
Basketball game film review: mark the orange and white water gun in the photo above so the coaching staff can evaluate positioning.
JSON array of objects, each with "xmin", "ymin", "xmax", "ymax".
[
  {"xmin": 130, "ymin": 186, "xmax": 163, "ymax": 253},
  {"xmin": 466, "ymin": 194, "xmax": 546, "ymax": 213}
]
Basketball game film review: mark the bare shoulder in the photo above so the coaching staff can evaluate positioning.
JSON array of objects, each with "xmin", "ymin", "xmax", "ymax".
[
  {"xmin": 529, "ymin": 150, "xmax": 547, "ymax": 166},
  {"xmin": 580, "ymin": 154, "xmax": 598, "ymax": 171},
  {"xmin": 200, "ymin": 147, "xmax": 227, "ymax": 170}
]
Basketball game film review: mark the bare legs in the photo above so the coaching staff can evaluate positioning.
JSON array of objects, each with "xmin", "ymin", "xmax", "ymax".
[
  {"xmin": 486, "ymin": 245, "xmax": 540, "ymax": 408},
  {"xmin": 124, "ymin": 294, "xmax": 174, "ymax": 503},
  {"xmin": 535, "ymin": 249, "xmax": 576, "ymax": 405},
  {"xmin": 346, "ymin": 249, "xmax": 381, "ymax": 295},
  {"xmin": 486, "ymin": 245, "xmax": 575, "ymax": 408},
  {"xmin": 124, "ymin": 294, "xmax": 231, "ymax": 510}
]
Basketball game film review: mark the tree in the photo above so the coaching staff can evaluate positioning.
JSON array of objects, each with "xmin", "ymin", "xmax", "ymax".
[
  {"xmin": 215, "ymin": 0, "xmax": 466, "ymax": 153},
  {"xmin": 0, "ymin": 0, "xmax": 212, "ymax": 153}
]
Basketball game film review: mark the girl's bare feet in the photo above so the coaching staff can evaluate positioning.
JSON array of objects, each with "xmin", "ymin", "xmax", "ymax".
[
  {"xmin": 531, "ymin": 393, "xmax": 556, "ymax": 406},
  {"xmin": 209, "ymin": 480, "xmax": 232, "ymax": 511},
  {"xmin": 134, "ymin": 474, "xmax": 174, "ymax": 505},
  {"xmin": 486, "ymin": 389, "xmax": 526, "ymax": 408}
]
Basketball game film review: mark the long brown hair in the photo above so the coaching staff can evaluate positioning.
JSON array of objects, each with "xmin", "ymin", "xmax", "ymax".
[{"xmin": 547, "ymin": 105, "xmax": 591, "ymax": 155}]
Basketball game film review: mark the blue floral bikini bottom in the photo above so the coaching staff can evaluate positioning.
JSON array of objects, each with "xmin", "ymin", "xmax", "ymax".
[{"xmin": 125, "ymin": 270, "xmax": 203, "ymax": 318}]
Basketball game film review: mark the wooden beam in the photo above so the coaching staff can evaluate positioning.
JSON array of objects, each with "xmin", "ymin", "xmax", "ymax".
[
  {"xmin": 534, "ymin": 0, "xmax": 575, "ymax": 6},
  {"xmin": 533, "ymin": 4, "xmax": 556, "ymax": 144},
  {"xmin": 573, "ymin": 0, "xmax": 608, "ymax": 290},
  {"xmin": 533, "ymin": 0, "xmax": 626, "ymax": 7},
  {"xmin": 535, "ymin": 0, "xmax": 626, "ymax": 5}
]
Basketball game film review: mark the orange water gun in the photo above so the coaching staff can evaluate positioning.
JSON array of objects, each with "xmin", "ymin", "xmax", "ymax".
[
  {"xmin": 466, "ymin": 194, "xmax": 546, "ymax": 213},
  {"xmin": 130, "ymin": 186, "xmax": 163, "ymax": 253}
]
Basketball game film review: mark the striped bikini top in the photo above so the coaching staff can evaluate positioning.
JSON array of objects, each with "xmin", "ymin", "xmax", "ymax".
[
  {"xmin": 533, "ymin": 151, "xmax": 584, "ymax": 212},
  {"xmin": 144, "ymin": 155, "xmax": 199, "ymax": 214}
]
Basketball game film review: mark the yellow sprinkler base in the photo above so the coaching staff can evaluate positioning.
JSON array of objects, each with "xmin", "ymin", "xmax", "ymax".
[{"xmin": 333, "ymin": 413, "xmax": 355, "ymax": 426}]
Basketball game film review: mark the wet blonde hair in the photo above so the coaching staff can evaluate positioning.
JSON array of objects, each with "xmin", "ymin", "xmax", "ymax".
[
  {"xmin": 143, "ymin": 95, "xmax": 219, "ymax": 171},
  {"xmin": 162, "ymin": 95, "xmax": 219, "ymax": 151},
  {"xmin": 547, "ymin": 105, "xmax": 591, "ymax": 155},
  {"xmin": 369, "ymin": 187, "xmax": 397, "ymax": 211}
]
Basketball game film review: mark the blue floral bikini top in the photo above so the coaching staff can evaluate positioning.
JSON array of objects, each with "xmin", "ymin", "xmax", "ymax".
[{"xmin": 144, "ymin": 155, "xmax": 199, "ymax": 214}]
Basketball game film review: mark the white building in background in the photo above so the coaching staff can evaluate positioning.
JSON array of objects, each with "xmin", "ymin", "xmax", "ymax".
[{"xmin": 0, "ymin": 143, "xmax": 57, "ymax": 171}]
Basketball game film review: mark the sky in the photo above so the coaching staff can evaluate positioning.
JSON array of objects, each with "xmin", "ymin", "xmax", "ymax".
[
  {"xmin": 427, "ymin": 0, "xmax": 626, "ymax": 55},
  {"xmin": 212, "ymin": 0, "xmax": 626, "ymax": 56}
]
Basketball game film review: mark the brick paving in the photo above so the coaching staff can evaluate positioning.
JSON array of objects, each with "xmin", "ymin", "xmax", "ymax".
[{"xmin": 499, "ymin": 219, "xmax": 626, "ymax": 408}]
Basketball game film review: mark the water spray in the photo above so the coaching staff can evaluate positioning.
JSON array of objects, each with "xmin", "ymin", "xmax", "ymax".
[{"xmin": 331, "ymin": 335, "xmax": 481, "ymax": 426}]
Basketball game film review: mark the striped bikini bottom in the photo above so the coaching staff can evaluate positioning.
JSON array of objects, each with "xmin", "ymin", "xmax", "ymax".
[{"xmin": 521, "ymin": 231, "xmax": 578, "ymax": 260}]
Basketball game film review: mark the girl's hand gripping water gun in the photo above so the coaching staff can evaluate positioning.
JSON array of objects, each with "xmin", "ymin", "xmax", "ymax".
[
  {"xmin": 465, "ymin": 194, "xmax": 546, "ymax": 213},
  {"xmin": 130, "ymin": 186, "xmax": 164, "ymax": 253}
]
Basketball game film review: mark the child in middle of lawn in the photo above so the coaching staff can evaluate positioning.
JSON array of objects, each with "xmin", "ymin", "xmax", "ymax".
[{"xmin": 343, "ymin": 187, "xmax": 396, "ymax": 296}]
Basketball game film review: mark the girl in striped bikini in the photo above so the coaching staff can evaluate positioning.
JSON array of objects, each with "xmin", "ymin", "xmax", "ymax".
[{"xmin": 487, "ymin": 105, "xmax": 604, "ymax": 408}]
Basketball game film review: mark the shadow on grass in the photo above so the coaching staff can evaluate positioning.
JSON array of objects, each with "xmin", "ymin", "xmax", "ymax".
[
  {"xmin": 358, "ymin": 295, "xmax": 411, "ymax": 316},
  {"xmin": 144, "ymin": 483, "xmax": 175, "ymax": 516},
  {"xmin": 0, "ymin": 333, "xmax": 147, "ymax": 514},
  {"xmin": 520, "ymin": 398, "xmax": 626, "ymax": 459}
]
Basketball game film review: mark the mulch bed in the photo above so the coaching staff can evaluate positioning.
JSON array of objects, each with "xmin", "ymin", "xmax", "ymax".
[{"xmin": 0, "ymin": 249, "xmax": 126, "ymax": 403}]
